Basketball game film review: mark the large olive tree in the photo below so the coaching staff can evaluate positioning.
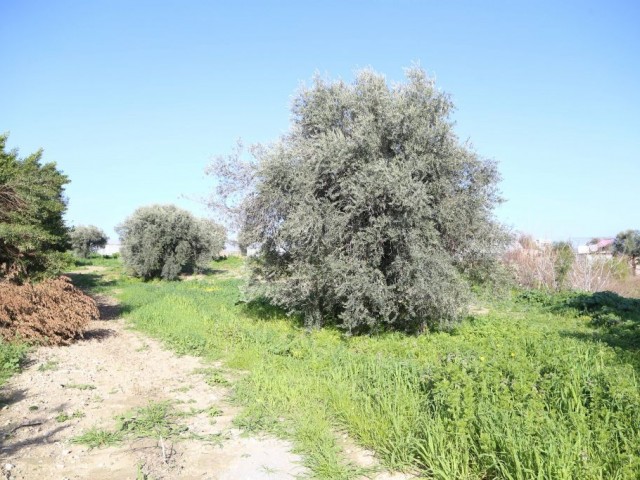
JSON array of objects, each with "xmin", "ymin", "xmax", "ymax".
[{"xmin": 209, "ymin": 67, "xmax": 507, "ymax": 332}]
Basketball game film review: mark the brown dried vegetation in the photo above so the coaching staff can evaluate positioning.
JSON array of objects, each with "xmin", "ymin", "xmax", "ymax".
[{"xmin": 0, "ymin": 276, "xmax": 99, "ymax": 345}]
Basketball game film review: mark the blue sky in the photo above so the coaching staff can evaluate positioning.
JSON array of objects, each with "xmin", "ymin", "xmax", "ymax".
[{"xmin": 2, "ymin": 0, "xmax": 638, "ymax": 243}]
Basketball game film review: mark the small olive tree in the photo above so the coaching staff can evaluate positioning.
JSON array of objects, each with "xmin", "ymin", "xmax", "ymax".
[
  {"xmin": 209, "ymin": 67, "xmax": 507, "ymax": 332},
  {"xmin": 70, "ymin": 225, "xmax": 108, "ymax": 258},
  {"xmin": 117, "ymin": 205, "xmax": 226, "ymax": 280}
]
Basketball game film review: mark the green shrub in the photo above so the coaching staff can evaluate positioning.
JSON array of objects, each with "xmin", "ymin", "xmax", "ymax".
[
  {"xmin": 220, "ymin": 67, "xmax": 507, "ymax": 332},
  {"xmin": 0, "ymin": 340, "xmax": 27, "ymax": 385},
  {"xmin": 0, "ymin": 134, "xmax": 70, "ymax": 281},
  {"xmin": 70, "ymin": 225, "xmax": 108, "ymax": 258},
  {"xmin": 117, "ymin": 204, "xmax": 225, "ymax": 280}
]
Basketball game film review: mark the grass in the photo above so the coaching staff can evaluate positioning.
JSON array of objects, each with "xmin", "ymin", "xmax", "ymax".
[
  {"xmin": 63, "ymin": 383, "xmax": 96, "ymax": 390},
  {"xmin": 56, "ymin": 410, "xmax": 85, "ymax": 422},
  {"xmin": 38, "ymin": 359, "xmax": 59, "ymax": 371},
  {"xmin": 74, "ymin": 400, "xmax": 221, "ymax": 449},
  {"xmin": 192, "ymin": 367, "xmax": 231, "ymax": 386},
  {"xmin": 116, "ymin": 401, "xmax": 186, "ymax": 438},
  {"xmin": 75, "ymin": 256, "xmax": 640, "ymax": 479},
  {"xmin": 72, "ymin": 427, "xmax": 123, "ymax": 448},
  {"xmin": 0, "ymin": 340, "xmax": 28, "ymax": 390}
]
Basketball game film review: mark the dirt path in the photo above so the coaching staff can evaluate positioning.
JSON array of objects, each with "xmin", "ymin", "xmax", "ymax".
[{"xmin": 0, "ymin": 295, "xmax": 307, "ymax": 480}]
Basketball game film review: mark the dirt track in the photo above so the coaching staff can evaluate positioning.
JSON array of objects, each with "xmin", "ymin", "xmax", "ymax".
[{"xmin": 0, "ymin": 295, "xmax": 306, "ymax": 480}]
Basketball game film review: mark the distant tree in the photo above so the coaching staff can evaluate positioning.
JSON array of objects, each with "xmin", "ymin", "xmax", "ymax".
[
  {"xmin": 552, "ymin": 241, "xmax": 575, "ymax": 289},
  {"xmin": 0, "ymin": 134, "xmax": 70, "ymax": 281},
  {"xmin": 210, "ymin": 67, "xmax": 508, "ymax": 332},
  {"xmin": 70, "ymin": 225, "xmax": 108, "ymax": 258},
  {"xmin": 117, "ymin": 205, "xmax": 226, "ymax": 280},
  {"xmin": 613, "ymin": 229, "xmax": 640, "ymax": 276},
  {"xmin": 205, "ymin": 139, "xmax": 257, "ymax": 254}
]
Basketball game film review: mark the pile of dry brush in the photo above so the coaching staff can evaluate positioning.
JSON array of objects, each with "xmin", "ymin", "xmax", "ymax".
[{"xmin": 0, "ymin": 276, "xmax": 99, "ymax": 345}]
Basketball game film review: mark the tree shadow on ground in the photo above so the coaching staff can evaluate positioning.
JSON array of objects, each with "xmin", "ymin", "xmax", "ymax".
[
  {"xmin": 0, "ymin": 388, "xmax": 26, "ymax": 410},
  {"xmin": 555, "ymin": 291, "xmax": 640, "ymax": 372},
  {"xmin": 81, "ymin": 328, "xmax": 117, "ymax": 342},
  {"xmin": 0, "ymin": 400, "xmax": 74, "ymax": 456},
  {"xmin": 196, "ymin": 268, "xmax": 228, "ymax": 276},
  {"xmin": 93, "ymin": 296, "xmax": 132, "ymax": 321},
  {"xmin": 0, "ymin": 425, "xmax": 72, "ymax": 456},
  {"xmin": 242, "ymin": 297, "xmax": 306, "ymax": 328},
  {"xmin": 65, "ymin": 272, "xmax": 117, "ymax": 292},
  {"xmin": 96, "ymin": 302, "xmax": 122, "ymax": 320}
]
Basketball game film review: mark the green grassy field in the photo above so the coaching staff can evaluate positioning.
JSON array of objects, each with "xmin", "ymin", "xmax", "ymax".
[{"xmin": 77, "ymin": 256, "xmax": 640, "ymax": 479}]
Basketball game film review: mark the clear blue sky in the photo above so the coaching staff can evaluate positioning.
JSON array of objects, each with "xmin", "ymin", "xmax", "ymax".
[{"xmin": 2, "ymin": 0, "xmax": 638, "ymax": 243}]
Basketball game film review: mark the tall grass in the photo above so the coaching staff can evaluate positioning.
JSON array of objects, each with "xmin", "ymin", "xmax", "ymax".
[{"xmin": 85, "ymin": 257, "xmax": 640, "ymax": 479}]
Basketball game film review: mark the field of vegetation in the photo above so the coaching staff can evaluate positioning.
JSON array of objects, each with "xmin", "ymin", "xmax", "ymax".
[
  {"xmin": 2, "ymin": 70, "xmax": 640, "ymax": 479},
  {"xmin": 68, "ymin": 255, "xmax": 640, "ymax": 480}
]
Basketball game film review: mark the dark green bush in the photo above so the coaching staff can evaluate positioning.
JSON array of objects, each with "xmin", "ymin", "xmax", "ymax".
[
  {"xmin": 0, "ymin": 134, "xmax": 70, "ymax": 281},
  {"xmin": 117, "ymin": 204, "xmax": 226, "ymax": 280}
]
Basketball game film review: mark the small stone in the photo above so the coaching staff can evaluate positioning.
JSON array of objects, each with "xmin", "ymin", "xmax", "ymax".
[{"xmin": 4, "ymin": 463, "xmax": 14, "ymax": 471}]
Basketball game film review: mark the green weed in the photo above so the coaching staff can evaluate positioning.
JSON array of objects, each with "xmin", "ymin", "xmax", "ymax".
[
  {"xmin": 116, "ymin": 401, "xmax": 185, "ymax": 438},
  {"xmin": 63, "ymin": 383, "xmax": 96, "ymax": 390},
  {"xmin": 56, "ymin": 410, "xmax": 85, "ymax": 422},
  {"xmin": 192, "ymin": 367, "xmax": 231, "ymax": 386},
  {"xmin": 37, "ymin": 359, "xmax": 59, "ymax": 371},
  {"xmin": 75, "ymin": 402, "xmax": 187, "ymax": 449},
  {"xmin": 72, "ymin": 427, "xmax": 123, "ymax": 448},
  {"xmin": 207, "ymin": 406, "xmax": 223, "ymax": 417},
  {"xmin": 172, "ymin": 385, "xmax": 192, "ymax": 393},
  {"xmin": 174, "ymin": 406, "xmax": 204, "ymax": 418},
  {"xmin": 0, "ymin": 340, "xmax": 27, "ymax": 386}
]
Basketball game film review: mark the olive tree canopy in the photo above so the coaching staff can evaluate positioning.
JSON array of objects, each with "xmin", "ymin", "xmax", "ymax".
[
  {"xmin": 70, "ymin": 225, "xmax": 108, "ymax": 258},
  {"xmin": 209, "ymin": 67, "xmax": 507, "ymax": 332},
  {"xmin": 117, "ymin": 204, "xmax": 226, "ymax": 280}
]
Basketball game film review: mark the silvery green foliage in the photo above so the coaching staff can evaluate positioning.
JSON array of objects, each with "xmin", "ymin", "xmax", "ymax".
[
  {"xmin": 222, "ymin": 68, "xmax": 506, "ymax": 331},
  {"xmin": 69, "ymin": 225, "xmax": 108, "ymax": 258},
  {"xmin": 117, "ymin": 205, "xmax": 226, "ymax": 280},
  {"xmin": 205, "ymin": 140, "xmax": 258, "ymax": 253}
]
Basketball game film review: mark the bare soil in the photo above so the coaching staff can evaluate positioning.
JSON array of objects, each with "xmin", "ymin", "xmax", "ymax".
[{"xmin": 0, "ymin": 295, "xmax": 307, "ymax": 480}]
